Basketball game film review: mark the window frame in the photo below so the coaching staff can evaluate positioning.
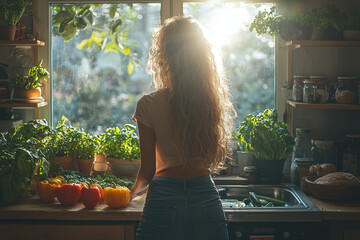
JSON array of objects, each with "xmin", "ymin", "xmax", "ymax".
[{"xmin": 37, "ymin": 0, "xmax": 283, "ymax": 124}]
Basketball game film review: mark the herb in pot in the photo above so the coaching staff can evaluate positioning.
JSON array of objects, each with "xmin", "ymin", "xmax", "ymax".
[{"xmin": 234, "ymin": 109, "xmax": 294, "ymax": 161}]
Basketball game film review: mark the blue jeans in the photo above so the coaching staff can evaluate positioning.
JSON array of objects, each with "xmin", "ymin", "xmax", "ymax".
[{"xmin": 136, "ymin": 175, "xmax": 229, "ymax": 240}]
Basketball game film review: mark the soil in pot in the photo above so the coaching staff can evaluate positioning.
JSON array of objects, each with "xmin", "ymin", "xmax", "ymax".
[
  {"xmin": 77, "ymin": 158, "xmax": 95, "ymax": 176},
  {"xmin": 107, "ymin": 158, "xmax": 140, "ymax": 179},
  {"xmin": 53, "ymin": 156, "xmax": 72, "ymax": 170},
  {"xmin": 253, "ymin": 158, "xmax": 286, "ymax": 184}
]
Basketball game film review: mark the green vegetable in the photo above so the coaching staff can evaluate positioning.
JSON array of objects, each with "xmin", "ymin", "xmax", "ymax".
[
  {"xmin": 234, "ymin": 109, "xmax": 294, "ymax": 161},
  {"xmin": 265, "ymin": 202, "xmax": 275, "ymax": 207},
  {"xmin": 249, "ymin": 192, "xmax": 262, "ymax": 207},
  {"xmin": 242, "ymin": 197, "xmax": 250, "ymax": 205},
  {"xmin": 255, "ymin": 194, "xmax": 285, "ymax": 206},
  {"xmin": 259, "ymin": 198, "xmax": 268, "ymax": 206}
]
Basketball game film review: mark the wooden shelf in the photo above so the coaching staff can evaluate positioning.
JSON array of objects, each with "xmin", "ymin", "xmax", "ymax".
[
  {"xmin": 286, "ymin": 40, "xmax": 360, "ymax": 47},
  {"xmin": 0, "ymin": 101, "xmax": 47, "ymax": 108},
  {"xmin": 0, "ymin": 40, "xmax": 45, "ymax": 46},
  {"xmin": 287, "ymin": 100, "xmax": 360, "ymax": 110}
]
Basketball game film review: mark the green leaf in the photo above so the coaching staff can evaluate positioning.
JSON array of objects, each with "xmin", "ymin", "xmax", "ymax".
[{"xmin": 127, "ymin": 60, "xmax": 134, "ymax": 75}]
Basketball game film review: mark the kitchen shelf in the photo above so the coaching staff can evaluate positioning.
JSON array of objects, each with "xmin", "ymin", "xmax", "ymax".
[
  {"xmin": 286, "ymin": 40, "xmax": 360, "ymax": 48},
  {"xmin": 0, "ymin": 39, "xmax": 45, "ymax": 46},
  {"xmin": 286, "ymin": 40, "xmax": 360, "ymax": 87},
  {"xmin": 287, "ymin": 100, "xmax": 360, "ymax": 110},
  {"xmin": 0, "ymin": 101, "xmax": 47, "ymax": 119}
]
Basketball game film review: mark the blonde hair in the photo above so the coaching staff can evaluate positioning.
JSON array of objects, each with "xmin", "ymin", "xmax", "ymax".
[{"xmin": 147, "ymin": 16, "xmax": 235, "ymax": 172}]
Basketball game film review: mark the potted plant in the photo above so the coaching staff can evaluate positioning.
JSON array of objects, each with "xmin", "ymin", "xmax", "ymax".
[
  {"xmin": 0, "ymin": 0, "xmax": 31, "ymax": 40},
  {"xmin": 334, "ymin": 12, "xmax": 360, "ymax": 40},
  {"xmin": 73, "ymin": 129, "xmax": 98, "ymax": 176},
  {"xmin": 45, "ymin": 116, "xmax": 77, "ymax": 170},
  {"xmin": 0, "ymin": 120, "xmax": 51, "ymax": 205},
  {"xmin": 93, "ymin": 135, "xmax": 108, "ymax": 172},
  {"xmin": 11, "ymin": 59, "xmax": 49, "ymax": 100},
  {"xmin": 101, "ymin": 124, "xmax": 140, "ymax": 178},
  {"xmin": 249, "ymin": 6, "xmax": 302, "ymax": 42},
  {"xmin": 309, "ymin": 3, "xmax": 340, "ymax": 40},
  {"xmin": 236, "ymin": 109, "xmax": 294, "ymax": 183}
]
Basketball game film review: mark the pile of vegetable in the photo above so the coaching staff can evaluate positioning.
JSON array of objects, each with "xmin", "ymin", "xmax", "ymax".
[
  {"xmin": 242, "ymin": 192, "xmax": 285, "ymax": 207},
  {"xmin": 37, "ymin": 173, "xmax": 131, "ymax": 208}
]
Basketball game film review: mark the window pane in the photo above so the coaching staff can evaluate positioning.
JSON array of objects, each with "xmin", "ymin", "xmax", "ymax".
[
  {"xmin": 183, "ymin": 2, "xmax": 275, "ymax": 125},
  {"xmin": 51, "ymin": 3, "xmax": 161, "ymax": 134}
]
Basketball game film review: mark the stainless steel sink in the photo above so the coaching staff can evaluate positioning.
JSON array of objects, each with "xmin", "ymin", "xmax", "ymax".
[{"xmin": 216, "ymin": 184, "xmax": 321, "ymax": 222}]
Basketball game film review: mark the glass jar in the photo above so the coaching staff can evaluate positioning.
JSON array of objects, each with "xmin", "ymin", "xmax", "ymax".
[
  {"xmin": 335, "ymin": 77, "xmax": 357, "ymax": 104},
  {"xmin": 303, "ymin": 80, "xmax": 317, "ymax": 103},
  {"xmin": 342, "ymin": 134, "xmax": 360, "ymax": 176},
  {"xmin": 292, "ymin": 76, "xmax": 306, "ymax": 102},
  {"xmin": 292, "ymin": 128, "xmax": 312, "ymax": 160},
  {"xmin": 311, "ymin": 140, "xmax": 337, "ymax": 165},
  {"xmin": 290, "ymin": 158, "xmax": 312, "ymax": 186},
  {"xmin": 243, "ymin": 166, "xmax": 257, "ymax": 184},
  {"xmin": 328, "ymin": 81, "xmax": 337, "ymax": 103},
  {"xmin": 311, "ymin": 76, "xmax": 329, "ymax": 103}
]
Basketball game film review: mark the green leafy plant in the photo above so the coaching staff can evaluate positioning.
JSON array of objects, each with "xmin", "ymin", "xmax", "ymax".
[
  {"xmin": 45, "ymin": 116, "xmax": 78, "ymax": 159},
  {"xmin": 73, "ymin": 130, "xmax": 98, "ymax": 160},
  {"xmin": 309, "ymin": 2, "xmax": 340, "ymax": 30},
  {"xmin": 0, "ymin": 0, "xmax": 31, "ymax": 27},
  {"xmin": 12, "ymin": 59, "xmax": 50, "ymax": 89},
  {"xmin": 0, "ymin": 120, "xmax": 51, "ymax": 205},
  {"xmin": 99, "ymin": 124, "xmax": 140, "ymax": 160},
  {"xmin": 334, "ymin": 12, "xmax": 360, "ymax": 32},
  {"xmin": 234, "ymin": 109, "xmax": 294, "ymax": 161},
  {"xmin": 249, "ymin": 6, "xmax": 301, "ymax": 41}
]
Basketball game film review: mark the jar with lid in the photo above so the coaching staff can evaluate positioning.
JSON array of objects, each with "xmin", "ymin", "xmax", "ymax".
[
  {"xmin": 311, "ymin": 140, "xmax": 337, "ymax": 165},
  {"xmin": 311, "ymin": 76, "xmax": 329, "ymax": 103},
  {"xmin": 292, "ymin": 76, "xmax": 306, "ymax": 102},
  {"xmin": 335, "ymin": 77, "xmax": 358, "ymax": 104},
  {"xmin": 290, "ymin": 158, "xmax": 312, "ymax": 186},
  {"xmin": 292, "ymin": 128, "xmax": 312, "ymax": 160},
  {"xmin": 342, "ymin": 134, "xmax": 360, "ymax": 176},
  {"xmin": 243, "ymin": 166, "xmax": 257, "ymax": 184},
  {"xmin": 328, "ymin": 81, "xmax": 337, "ymax": 103},
  {"xmin": 303, "ymin": 80, "xmax": 317, "ymax": 103}
]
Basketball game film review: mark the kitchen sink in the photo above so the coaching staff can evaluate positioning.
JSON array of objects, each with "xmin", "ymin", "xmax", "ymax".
[{"xmin": 216, "ymin": 184, "xmax": 321, "ymax": 222}]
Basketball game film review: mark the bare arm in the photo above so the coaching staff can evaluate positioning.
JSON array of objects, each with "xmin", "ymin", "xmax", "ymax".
[{"xmin": 130, "ymin": 121, "xmax": 156, "ymax": 200}]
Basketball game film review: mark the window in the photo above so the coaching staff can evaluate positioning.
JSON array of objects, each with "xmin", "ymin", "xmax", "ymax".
[
  {"xmin": 183, "ymin": 2, "xmax": 275, "ymax": 125},
  {"xmin": 47, "ymin": 1, "xmax": 275, "ymax": 132},
  {"xmin": 50, "ymin": 2, "xmax": 161, "ymax": 134}
]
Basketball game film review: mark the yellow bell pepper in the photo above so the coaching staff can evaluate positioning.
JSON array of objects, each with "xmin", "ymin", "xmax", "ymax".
[
  {"xmin": 37, "ymin": 180, "xmax": 59, "ymax": 203},
  {"xmin": 49, "ymin": 177, "xmax": 63, "ymax": 185},
  {"xmin": 103, "ymin": 186, "xmax": 131, "ymax": 208}
]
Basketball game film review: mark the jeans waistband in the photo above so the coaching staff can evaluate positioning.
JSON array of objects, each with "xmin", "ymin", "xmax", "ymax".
[{"xmin": 151, "ymin": 174, "xmax": 214, "ymax": 191}]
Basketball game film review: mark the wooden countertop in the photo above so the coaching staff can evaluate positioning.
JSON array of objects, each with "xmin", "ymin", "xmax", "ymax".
[
  {"xmin": 0, "ymin": 194, "xmax": 146, "ymax": 221},
  {"xmin": 308, "ymin": 196, "xmax": 360, "ymax": 221},
  {"xmin": 1, "ymin": 187, "xmax": 360, "ymax": 223}
]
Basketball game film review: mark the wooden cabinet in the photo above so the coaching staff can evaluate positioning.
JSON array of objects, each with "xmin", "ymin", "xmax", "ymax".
[{"xmin": 0, "ymin": 221, "xmax": 137, "ymax": 240}]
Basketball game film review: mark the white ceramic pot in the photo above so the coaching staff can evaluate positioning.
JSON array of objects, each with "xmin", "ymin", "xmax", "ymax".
[{"xmin": 107, "ymin": 158, "xmax": 140, "ymax": 179}]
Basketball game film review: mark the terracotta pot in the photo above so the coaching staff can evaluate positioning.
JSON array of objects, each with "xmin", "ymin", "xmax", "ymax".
[
  {"xmin": 0, "ymin": 26, "xmax": 16, "ymax": 40},
  {"xmin": 53, "ymin": 156, "xmax": 72, "ymax": 170},
  {"xmin": 77, "ymin": 158, "xmax": 95, "ymax": 176},
  {"xmin": 13, "ymin": 88, "xmax": 41, "ymax": 99},
  {"xmin": 107, "ymin": 158, "xmax": 140, "ymax": 179},
  {"xmin": 343, "ymin": 30, "xmax": 360, "ymax": 41},
  {"xmin": 0, "ymin": 88, "xmax": 10, "ymax": 99},
  {"xmin": 93, "ymin": 154, "xmax": 108, "ymax": 172}
]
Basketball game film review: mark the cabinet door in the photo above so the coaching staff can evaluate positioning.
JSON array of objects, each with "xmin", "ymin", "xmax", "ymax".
[{"xmin": 0, "ymin": 223, "xmax": 135, "ymax": 240}]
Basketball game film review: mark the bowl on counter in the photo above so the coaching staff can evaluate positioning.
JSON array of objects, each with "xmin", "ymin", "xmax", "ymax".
[{"xmin": 305, "ymin": 176, "xmax": 360, "ymax": 201}]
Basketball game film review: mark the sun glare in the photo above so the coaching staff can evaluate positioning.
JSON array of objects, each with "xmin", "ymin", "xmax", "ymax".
[{"xmin": 205, "ymin": 5, "xmax": 252, "ymax": 48}]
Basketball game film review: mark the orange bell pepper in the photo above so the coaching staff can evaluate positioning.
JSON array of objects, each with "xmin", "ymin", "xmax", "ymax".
[
  {"xmin": 103, "ymin": 186, "xmax": 131, "ymax": 208},
  {"xmin": 37, "ymin": 180, "xmax": 59, "ymax": 203}
]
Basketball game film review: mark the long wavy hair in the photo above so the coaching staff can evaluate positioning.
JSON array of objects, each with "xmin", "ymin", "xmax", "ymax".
[{"xmin": 147, "ymin": 16, "xmax": 235, "ymax": 172}]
